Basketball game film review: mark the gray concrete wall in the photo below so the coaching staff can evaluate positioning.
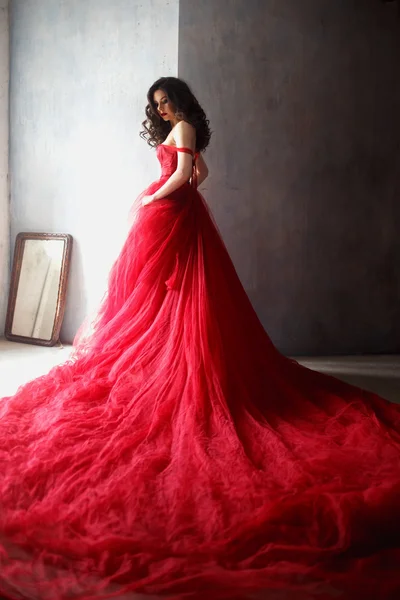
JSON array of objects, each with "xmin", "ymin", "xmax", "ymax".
[
  {"xmin": 9, "ymin": 0, "xmax": 179, "ymax": 342},
  {"xmin": 0, "ymin": 0, "xmax": 9, "ymax": 335},
  {"xmin": 179, "ymin": 0, "xmax": 400, "ymax": 355}
]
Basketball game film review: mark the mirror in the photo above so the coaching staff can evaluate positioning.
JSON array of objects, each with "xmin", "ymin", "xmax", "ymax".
[{"xmin": 5, "ymin": 233, "xmax": 73, "ymax": 346}]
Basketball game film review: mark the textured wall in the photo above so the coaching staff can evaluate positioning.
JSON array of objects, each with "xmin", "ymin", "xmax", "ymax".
[
  {"xmin": 9, "ymin": 0, "xmax": 179, "ymax": 342},
  {"xmin": 179, "ymin": 0, "xmax": 400, "ymax": 355},
  {"xmin": 0, "ymin": 0, "xmax": 9, "ymax": 335}
]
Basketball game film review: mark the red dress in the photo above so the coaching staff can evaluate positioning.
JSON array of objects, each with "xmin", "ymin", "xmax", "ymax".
[{"xmin": 0, "ymin": 144, "xmax": 399, "ymax": 600}]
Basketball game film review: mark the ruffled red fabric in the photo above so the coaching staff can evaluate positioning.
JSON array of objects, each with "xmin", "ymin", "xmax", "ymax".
[{"xmin": 0, "ymin": 144, "xmax": 400, "ymax": 600}]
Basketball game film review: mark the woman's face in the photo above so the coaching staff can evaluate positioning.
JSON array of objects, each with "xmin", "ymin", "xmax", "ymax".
[{"xmin": 153, "ymin": 89, "xmax": 175, "ymax": 122}]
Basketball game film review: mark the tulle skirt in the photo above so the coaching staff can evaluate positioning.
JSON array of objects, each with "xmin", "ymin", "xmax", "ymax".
[{"xmin": 0, "ymin": 176, "xmax": 400, "ymax": 600}]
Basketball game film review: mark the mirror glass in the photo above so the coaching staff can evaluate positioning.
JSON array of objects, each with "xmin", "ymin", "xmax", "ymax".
[{"xmin": 11, "ymin": 239, "xmax": 65, "ymax": 340}]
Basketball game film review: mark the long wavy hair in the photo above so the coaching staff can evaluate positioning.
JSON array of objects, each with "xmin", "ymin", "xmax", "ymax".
[{"xmin": 140, "ymin": 77, "xmax": 211, "ymax": 152}]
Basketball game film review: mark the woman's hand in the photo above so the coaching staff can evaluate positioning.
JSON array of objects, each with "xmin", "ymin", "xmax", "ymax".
[{"xmin": 142, "ymin": 194, "xmax": 156, "ymax": 206}]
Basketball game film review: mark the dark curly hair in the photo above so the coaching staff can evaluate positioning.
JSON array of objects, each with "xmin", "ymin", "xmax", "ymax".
[{"xmin": 139, "ymin": 77, "xmax": 211, "ymax": 153}]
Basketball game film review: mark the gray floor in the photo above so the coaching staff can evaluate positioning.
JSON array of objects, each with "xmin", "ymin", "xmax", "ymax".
[
  {"xmin": 298, "ymin": 354, "xmax": 400, "ymax": 404},
  {"xmin": 1, "ymin": 337, "xmax": 399, "ymax": 403},
  {"xmin": 0, "ymin": 338, "xmax": 73, "ymax": 396}
]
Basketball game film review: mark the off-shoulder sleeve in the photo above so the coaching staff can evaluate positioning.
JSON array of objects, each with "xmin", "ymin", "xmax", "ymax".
[{"xmin": 175, "ymin": 147, "xmax": 194, "ymax": 155}]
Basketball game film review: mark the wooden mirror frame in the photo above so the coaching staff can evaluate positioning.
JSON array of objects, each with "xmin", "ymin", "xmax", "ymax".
[{"xmin": 5, "ymin": 232, "xmax": 73, "ymax": 347}]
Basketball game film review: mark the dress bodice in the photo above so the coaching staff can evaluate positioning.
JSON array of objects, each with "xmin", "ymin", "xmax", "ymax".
[
  {"xmin": 157, "ymin": 145, "xmax": 180, "ymax": 178},
  {"xmin": 156, "ymin": 144, "xmax": 199, "ymax": 189}
]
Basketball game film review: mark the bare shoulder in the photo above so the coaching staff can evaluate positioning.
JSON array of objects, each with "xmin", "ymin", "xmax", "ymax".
[
  {"xmin": 173, "ymin": 120, "xmax": 196, "ymax": 150},
  {"xmin": 174, "ymin": 120, "xmax": 195, "ymax": 134}
]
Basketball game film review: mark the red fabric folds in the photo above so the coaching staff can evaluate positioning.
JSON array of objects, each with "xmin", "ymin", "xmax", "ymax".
[{"xmin": 0, "ymin": 144, "xmax": 399, "ymax": 600}]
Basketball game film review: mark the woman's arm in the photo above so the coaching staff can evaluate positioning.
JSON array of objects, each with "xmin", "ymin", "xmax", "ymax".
[
  {"xmin": 195, "ymin": 153, "xmax": 209, "ymax": 187},
  {"xmin": 147, "ymin": 122, "xmax": 196, "ymax": 203}
]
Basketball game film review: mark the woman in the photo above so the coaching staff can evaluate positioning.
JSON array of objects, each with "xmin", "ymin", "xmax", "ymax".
[{"xmin": 0, "ymin": 76, "xmax": 399, "ymax": 600}]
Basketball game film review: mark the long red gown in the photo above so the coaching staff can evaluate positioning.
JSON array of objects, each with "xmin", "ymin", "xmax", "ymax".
[{"xmin": 0, "ymin": 144, "xmax": 399, "ymax": 600}]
